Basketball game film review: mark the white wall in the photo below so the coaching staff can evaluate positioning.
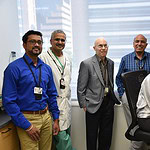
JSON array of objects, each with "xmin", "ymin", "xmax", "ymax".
[
  {"xmin": 0, "ymin": 0, "xmax": 20, "ymax": 91},
  {"xmin": 71, "ymin": 102, "xmax": 130, "ymax": 150}
]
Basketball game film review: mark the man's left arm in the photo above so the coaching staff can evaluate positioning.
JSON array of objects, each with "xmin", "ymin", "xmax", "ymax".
[
  {"xmin": 52, "ymin": 119, "xmax": 60, "ymax": 135},
  {"xmin": 46, "ymin": 68, "xmax": 60, "ymax": 134}
]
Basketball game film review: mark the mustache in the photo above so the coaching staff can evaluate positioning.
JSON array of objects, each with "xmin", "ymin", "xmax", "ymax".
[
  {"xmin": 32, "ymin": 46, "xmax": 40, "ymax": 50},
  {"xmin": 56, "ymin": 43, "xmax": 63, "ymax": 46}
]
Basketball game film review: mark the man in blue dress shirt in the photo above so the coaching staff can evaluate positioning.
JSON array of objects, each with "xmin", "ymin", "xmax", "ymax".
[
  {"xmin": 2, "ymin": 30, "xmax": 60, "ymax": 150},
  {"xmin": 116, "ymin": 34, "xmax": 150, "ymax": 150}
]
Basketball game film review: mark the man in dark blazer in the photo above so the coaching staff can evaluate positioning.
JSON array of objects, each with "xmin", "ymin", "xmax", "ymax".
[{"xmin": 77, "ymin": 37, "xmax": 120, "ymax": 150}]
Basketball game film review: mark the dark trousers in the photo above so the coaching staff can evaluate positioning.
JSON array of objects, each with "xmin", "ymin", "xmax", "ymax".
[{"xmin": 86, "ymin": 95, "xmax": 114, "ymax": 150}]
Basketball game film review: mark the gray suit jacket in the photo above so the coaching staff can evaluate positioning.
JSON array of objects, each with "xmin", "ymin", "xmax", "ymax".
[{"xmin": 77, "ymin": 55, "xmax": 119, "ymax": 114}]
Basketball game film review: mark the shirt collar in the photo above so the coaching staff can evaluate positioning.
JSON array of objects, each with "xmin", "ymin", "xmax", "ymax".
[
  {"xmin": 49, "ymin": 47, "xmax": 64, "ymax": 56},
  {"xmin": 133, "ymin": 51, "xmax": 147, "ymax": 60},
  {"xmin": 96, "ymin": 54, "xmax": 108, "ymax": 64},
  {"xmin": 23, "ymin": 53, "xmax": 44, "ymax": 67}
]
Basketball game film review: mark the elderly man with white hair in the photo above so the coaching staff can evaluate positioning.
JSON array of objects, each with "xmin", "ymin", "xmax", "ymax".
[{"xmin": 77, "ymin": 37, "xmax": 120, "ymax": 150}]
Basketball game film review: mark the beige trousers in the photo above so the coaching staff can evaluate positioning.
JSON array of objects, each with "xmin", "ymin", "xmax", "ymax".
[{"xmin": 17, "ymin": 111, "xmax": 52, "ymax": 150}]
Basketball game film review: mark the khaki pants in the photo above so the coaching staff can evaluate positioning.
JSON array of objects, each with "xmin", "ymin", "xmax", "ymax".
[{"xmin": 17, "ymin": 111, "xmax": 52, "ymax": 150}]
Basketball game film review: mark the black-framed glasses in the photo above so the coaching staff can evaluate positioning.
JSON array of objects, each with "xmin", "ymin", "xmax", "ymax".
[{"xmin": 27, "ymin": 40, "xmax": 43, "ymax": 45}]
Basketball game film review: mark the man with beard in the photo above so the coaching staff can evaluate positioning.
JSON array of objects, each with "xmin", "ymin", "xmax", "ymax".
[
  {"xmin": 40, "ymin": 30, "xmax": 74, "ymax": 150},
  {"xmin": 2, "ymin": 30, "xmax": 60, "ymax": 150},
  {"xmin": 116, "ymin": 34, "xmax": 150, "ymax": 150}
]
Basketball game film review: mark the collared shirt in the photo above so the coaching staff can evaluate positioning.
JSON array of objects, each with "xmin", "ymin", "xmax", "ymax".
[
  {"xmin": 96, "ymin": 55, "xmax": 109, "ymax": 87},
  {"xmin": 116, "ymin": 51, "xmax": 150, "ymax": 97},
  {"xmin": 2, "ymin": 54, "xmax": 59, "ymax": 130}
]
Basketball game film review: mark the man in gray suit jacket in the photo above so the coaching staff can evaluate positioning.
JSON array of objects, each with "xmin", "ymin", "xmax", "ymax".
[{"xmin": 77, "ymin": 37, "xmax": 120, "ymax": 150}]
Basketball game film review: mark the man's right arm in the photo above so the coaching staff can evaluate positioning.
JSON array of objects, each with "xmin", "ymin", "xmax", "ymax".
[
  {"xmin": 77, "ymin": 61, "xmax": 89, "ymax": 110},
  {"xmin": 116, "ymin": 57, "xmax": 125, "ymax": 98},
  {"xmin": 46, "ymin": 66, "xmax": 60, "ymax": 119},
  {"xmin": 2, "ymin": 65, "xmax": 31, "ymax": 130}
]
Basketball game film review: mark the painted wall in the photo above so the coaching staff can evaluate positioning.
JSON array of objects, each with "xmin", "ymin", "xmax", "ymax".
[
  {"xmin": 71, "ymin": 102, "xmax": 130, "ymax": 150},
  {"xmin": 0, "ymin": 0, "xmax": 20, "ymax": 92}
]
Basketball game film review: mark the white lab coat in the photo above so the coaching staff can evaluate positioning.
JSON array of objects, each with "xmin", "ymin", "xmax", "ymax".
[{"xmin": 40, "ymin": 48, "xmax": 72, "ymax": 131}]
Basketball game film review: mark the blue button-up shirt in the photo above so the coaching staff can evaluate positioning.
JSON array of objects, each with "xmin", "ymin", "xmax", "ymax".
[
  {"xmin": 2, "ymin": 54, "xmax": 59, "ymax": 130},
  {"xmin": 116, "ymin": 51, "xmax": 150, "ymax": 97}
]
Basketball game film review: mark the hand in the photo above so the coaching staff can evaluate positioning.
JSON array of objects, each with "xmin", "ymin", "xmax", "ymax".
[
  {"xmin": 26, "ymin": 125, "xmax": 40, "ymax": 141},
  {"xmin": 53, "ymin": 119, "xmax": 60, "ymax": 135},
  {"xmin": 83, "ymin": 107, "xmax": 86, "ymax": 112}
]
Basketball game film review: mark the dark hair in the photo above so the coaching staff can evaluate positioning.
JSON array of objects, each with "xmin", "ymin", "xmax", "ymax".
[
  {"xmin": 22, "ymin": 30, "xmax": 43, "ymax": 43},
  {"xmin": 51, "ymin": 30, "xmax": 66, "ymax": 40}
]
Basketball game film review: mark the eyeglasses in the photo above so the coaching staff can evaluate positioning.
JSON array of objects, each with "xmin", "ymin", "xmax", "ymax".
[
  {"xmin": 27, "ymin": 40, "xmax": 43, "ymax": 45},
  {"xmin": 54, "ymin": 38, "xmax": 66, "ymax": 42}
]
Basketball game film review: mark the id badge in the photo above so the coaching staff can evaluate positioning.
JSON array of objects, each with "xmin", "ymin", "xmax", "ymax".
[
  {"xmin": 60, "ymin": 78, "xmax": 65, "ymax": 89},
  {"xmin": 104, "ymin": 87, "xmax": 109, "ymax": 96},
  {"xmin": 34, "ymin": 87, "xmax": 42, "ymax": 100},
  {"xmin": 105, "ymin": 87, "xmax": 109, "ymax": 93}
]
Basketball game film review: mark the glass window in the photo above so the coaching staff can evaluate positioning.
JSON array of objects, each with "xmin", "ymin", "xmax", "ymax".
[{"xmin": 17, "ymin": 0, "xmax": 150, "ymax": 100}]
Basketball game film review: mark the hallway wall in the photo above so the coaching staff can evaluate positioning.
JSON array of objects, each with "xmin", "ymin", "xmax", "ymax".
[{"xmin": 71, "ymin": 102, "xmax": 130, "ymax": 150}]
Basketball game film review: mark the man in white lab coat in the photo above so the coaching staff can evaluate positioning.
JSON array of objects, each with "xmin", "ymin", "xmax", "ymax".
[{"xmin": 40, "ymin": 30, "xmax": 74, "ymax": 150}]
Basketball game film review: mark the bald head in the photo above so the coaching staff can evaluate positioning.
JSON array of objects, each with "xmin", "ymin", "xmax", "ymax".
[
  {"xmin": 134, "ymin": 34, "xmax": 147, "ymax": 43},
  {"xmin": 94, "ymin": 37, "xmax": 107, "ymax": 47},
  {"xmin": 93, "ymin": 37, "xmax": 108, "ymax": 60}
]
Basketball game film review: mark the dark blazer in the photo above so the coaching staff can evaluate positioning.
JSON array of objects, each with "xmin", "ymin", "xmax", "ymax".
[{"xmin": 77, "ymin": 54, "xmax": 120, "ymax": 114}]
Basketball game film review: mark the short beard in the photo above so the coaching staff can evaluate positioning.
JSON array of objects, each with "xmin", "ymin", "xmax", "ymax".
[
  {"xmin": 32, "ymin": 47, "xmax": 41, "ymax": 56},
  {"xmin": 29, "ymin": 50, "xmax": 41, "ymax": 57}
]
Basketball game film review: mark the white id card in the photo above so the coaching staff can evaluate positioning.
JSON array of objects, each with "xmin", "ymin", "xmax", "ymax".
[{"xmin": 34, "ymin": 87, "xmax": 42, "ymax": 94}]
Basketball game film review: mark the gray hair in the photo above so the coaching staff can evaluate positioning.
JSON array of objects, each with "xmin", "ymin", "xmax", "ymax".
[{"xmin": 51, "ymin": 30, "xmax": 66, "ymax": 39}]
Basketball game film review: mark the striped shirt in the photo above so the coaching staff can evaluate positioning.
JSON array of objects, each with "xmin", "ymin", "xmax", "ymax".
[{"xmin": 116, "ymin": 51, "xmax": 150, "ymax": 97}]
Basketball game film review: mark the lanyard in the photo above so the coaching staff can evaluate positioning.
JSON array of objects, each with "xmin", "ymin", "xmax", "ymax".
[
  {"xmin": 135, "ymin": 58, "xmax": 146, "ymax": 70},
  {"xmin": 23, "ymin": 56, "xmax": 41, "ymax": 87},
  {"xmin": 47, "ymin": 50, "xmax": 66, "ymax": 76}
]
